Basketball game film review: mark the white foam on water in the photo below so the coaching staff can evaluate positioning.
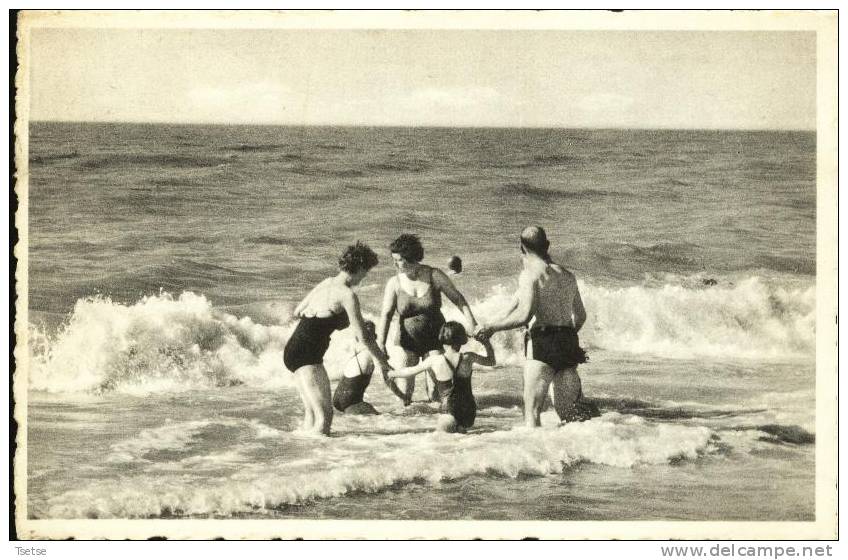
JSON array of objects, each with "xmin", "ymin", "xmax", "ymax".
[
  {"xmin": 28, "ymin": 273, "xmax": 813, "ymax": 395},
  {"xmin": 580, "ymin": 277, "xmax": 814, "ymax": 360},
  {"xmin": 28, "ymin": 293, "xmax": 296, "ymax": 394},
  {"xmin": 40, "ymin": 412, "xmax": 713, "ymax": 518},
  {"xmin": 150, "ymin": 446, "xmax": 262, "ymax": 472},
  {"xmin": 106, "ymin": 418, "xmax": 280, "ymax": 464},
  {"xmin": 736, "ymin": 389, "xmax": 816, "ymax": 433},
  {"xmin": 106, "ymin": 420, "xmax": 212, "ymax": 464},
  {"xmin": 468, "ymin": 276, "xmax": 814, "ymax": 362}
]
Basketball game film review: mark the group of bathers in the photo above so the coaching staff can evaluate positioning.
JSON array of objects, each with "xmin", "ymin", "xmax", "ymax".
[{"xmin": 282, "ymin": 264, "xmax": 590, "ymax": 429}]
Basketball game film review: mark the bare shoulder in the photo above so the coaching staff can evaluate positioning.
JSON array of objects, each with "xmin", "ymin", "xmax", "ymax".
[
  {"xmin": 304, "ymin": 277, "xmax": 331, "ymax": 300},
  {"xmin": 428, "ymin": 264, "xmax": 445, "ymax": 277},
  {"xmin": 551, "ymin": 262, "xmax": 576, "ymax": 282},
  {"xmin": 429, "ymin": 266, "xmax": 450, "ymax": 284},
  {"xmin": 520, "ymin": 266, "xmax": 543, "ymax": 284},
  {"xmin": 421, "ymin": 354, "xmax": 440, "ymax": 368},
  {"xmin": 336, "ymin": 283, "xmax": 357, "ymax": 305},
  {"xmin": 385, "ymin": 275, "xmax": 399, "ymax": 291}
]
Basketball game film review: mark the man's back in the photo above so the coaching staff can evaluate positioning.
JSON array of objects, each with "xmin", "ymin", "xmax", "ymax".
[{"xmin": 526, "ymin": 260, "xmax": 579, "ymax": 328}]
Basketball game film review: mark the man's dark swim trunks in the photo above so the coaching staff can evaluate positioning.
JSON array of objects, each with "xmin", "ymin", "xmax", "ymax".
[{"xmin": 526, "ymin": 325, "xmax": 588, "ymax": 371}]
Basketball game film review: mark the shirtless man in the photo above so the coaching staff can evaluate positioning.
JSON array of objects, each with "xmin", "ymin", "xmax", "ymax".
[{"xmin": 475, "ymin": 227, "xmax": 588, "ymax": 427}]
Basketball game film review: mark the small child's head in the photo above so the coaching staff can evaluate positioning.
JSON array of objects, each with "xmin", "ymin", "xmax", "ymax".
[
  {"xmin": 447, "ymin": 256, "xmax": 462, "ymax": 274},
  {"xmin": 438, "ymin": 321, "xmax": 468, "ymax": 350}
]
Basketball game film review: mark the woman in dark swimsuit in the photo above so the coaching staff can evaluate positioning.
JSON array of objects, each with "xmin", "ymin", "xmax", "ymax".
[
  {"xmin": 283, "ymin": 242, "xmax": 392, "ymax": 435},
  {"xmin": 376, "ymin": 234, "xmax": 478, "ymax": 404}
]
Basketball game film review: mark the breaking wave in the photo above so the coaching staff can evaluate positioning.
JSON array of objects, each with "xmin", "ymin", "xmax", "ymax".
[
  {"xmin": 27, "ymin": 275, "xmax": 813, "ymax": 394},
  {"xmin": 36, "ymin": 413, "xmax": 713, "ymax": 518}
]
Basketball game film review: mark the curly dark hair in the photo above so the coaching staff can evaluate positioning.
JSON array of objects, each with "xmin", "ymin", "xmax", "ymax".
[
  {"xmin": 338, "ymin": 241, "xmax": 379, "ymax": 274},
  {"xmin": 389, "ymin": 233, "xmax": 424, "ymax": 263},
  {"xmin": 438, "ymin": 321, "xmax": 468, "ymax": 347}
]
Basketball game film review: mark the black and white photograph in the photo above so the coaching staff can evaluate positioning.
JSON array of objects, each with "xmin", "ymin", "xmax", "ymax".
[{"xmin": 11, "ymin": 9, "xmax": 838, "ymax": 540}]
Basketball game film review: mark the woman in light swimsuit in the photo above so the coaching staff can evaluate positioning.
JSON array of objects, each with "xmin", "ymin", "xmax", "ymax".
[
  {"xmin": 332, "ymin": 320, "xmax": 380, "ymax": 415},
  {"xmin": 283, "ymin": 242, "xmax": 392, "ymax": 435},
  {"xmin": 388, "ymin": 321, "xmax": 495, "ymax": 432},
  {"xmin": 377, "ymin": 234, "xmax": 478, "ymax": 404}
]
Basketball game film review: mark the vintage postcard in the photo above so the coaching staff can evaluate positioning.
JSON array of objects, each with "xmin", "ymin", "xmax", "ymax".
[{"xmin": 12, "ymin": 10, "xmax": 838, "ymax": 540}]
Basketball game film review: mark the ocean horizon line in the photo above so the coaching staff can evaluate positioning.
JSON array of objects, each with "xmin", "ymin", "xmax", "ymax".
[{"xmin": 28, "ymin": 119, "xmax": 816, "ymax": 134}]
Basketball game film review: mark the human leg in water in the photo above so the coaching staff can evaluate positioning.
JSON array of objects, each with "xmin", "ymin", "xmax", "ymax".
[
  {"xmin": 523, "ymin": 359, "xmax": 555, "ymax": 427},
  {"xmin": 551, "ymin": 368, "xmax": 599, "ymax": 422},
  {"xmin": 295, "ymin": 364, "xmax": 333, "ymax": 435},
  {"xmin": 436, "ymin": 414, "xmax": 461, "ymax": 433},
  {"xmin": 422, "ymin": 349, "xmax": 443, "ymax": 402},
  {"xmin": 550, "ymin": 366, "xmax": 582, "ymax": 421},
  {"xmin": 294, "ymin": 373, "xmax": 314, "ymax": 430},
  {"xmin": 392, "ymin": 349, "xmax": 420, "ymax": 405}
]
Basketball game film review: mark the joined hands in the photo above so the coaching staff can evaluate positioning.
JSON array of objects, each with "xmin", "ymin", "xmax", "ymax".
[{"xmin": 473, "ymin": 324, "xmax": 494, "ymax": 340}]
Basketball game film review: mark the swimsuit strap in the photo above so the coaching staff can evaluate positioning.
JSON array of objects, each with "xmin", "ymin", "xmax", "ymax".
[
  {"xmin": 443, "ymin": 354, "xmax": 462, "ymax": 376},
  {"xmin": 352, "ymin": 349, "xmax": 365, "ymax": 376},
  {"xmin": 396, "ymin": 267, "xmax": 436, "ymax": 298}
]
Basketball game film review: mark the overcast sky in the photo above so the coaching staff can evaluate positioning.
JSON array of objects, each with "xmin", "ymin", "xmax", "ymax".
[{"xmin": 28, "ymin": 29, "xmax": 815, "ymax": 129}]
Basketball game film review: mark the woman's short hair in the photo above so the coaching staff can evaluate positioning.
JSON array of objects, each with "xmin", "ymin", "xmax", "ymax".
[
  {"xmin": 438, "ymin": 321, "xmax": 468, "ymax": 347},
  {"xmin": 338, "ymin": 241, "xmax": 379, "ymax": 274},
  {"xmin": 389, "ymin": 234, "xmax": 424, "ymax": 263}
]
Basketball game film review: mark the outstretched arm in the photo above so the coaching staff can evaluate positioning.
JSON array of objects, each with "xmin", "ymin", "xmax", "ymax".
[
  {"xmin": 466, "ymin": 336, "xmax": 496, "ymax": 367},
  {"xmin": 387, "ymin": 357, "xmax": 434, "ymax": 379},
  {"xmin": 487, "ymin": 293, "xmax": 519, "ymax": 325},
  {"xmin": 371, "ymin": 279, "xmax": 408, "ymax": 402},
  {"xmin": 432, "ymin": 268, "xmax": 477, "ymax": 332},
  {"xmin": 478, "ymin": 271, "xmax": 535, "ymax": 336}
]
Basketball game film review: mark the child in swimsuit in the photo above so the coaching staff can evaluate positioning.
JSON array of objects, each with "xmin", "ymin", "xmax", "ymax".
[
  {"xmin": 333, "ymin": 320, "xmax": 379, "ymax": 415},
  {"xmin": 388, "ymin": 321, "xmax": 495, "ymax": 433}
]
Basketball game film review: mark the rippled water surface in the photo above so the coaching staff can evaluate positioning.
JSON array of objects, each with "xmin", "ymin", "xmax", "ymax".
[{"xmin": 26, "ymin": 123, "xmax": 815, "ymax": 519}]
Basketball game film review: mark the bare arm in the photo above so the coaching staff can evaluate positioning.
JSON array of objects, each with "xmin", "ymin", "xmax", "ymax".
[
  {"xmin": 376, "ymin": 278, "xmax": 398, "ymax": 350},
  {"xmin": 487, "ymin": 292, "xmax": 519, "ymax": 325},
  {"xmin": 371, "ymin": 279, "xmax": 408, "ymax": 402},
  {"xmin": 340, "ymin": 289, "xmax": 391, "ymax": 371},
  {"xmin": 482, "ymin": 271, "xmax": 535, "ymax": 334},
  {"xmin": 431, "ymin": 268, "xmax": 477, "ymax": 332},
  {"xmin": 387, "ymin": 357, "xmax": 435, "ymax": 379},
  {"xmin": 466, "ymin": 337, "xmax": 496, "ymax": 367},
  {"xmin": 572, "ymin": 284, "xmax": 586, "ymax": 332}
]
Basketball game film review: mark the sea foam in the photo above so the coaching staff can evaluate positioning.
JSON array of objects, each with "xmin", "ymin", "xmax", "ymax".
[
  {"xmin": 27, "ymin": 275, "xmax": 813, "ymax": 394},
  {"xmin": 38, "ymin": 412, "xmax": 713, "ymax": 518}
]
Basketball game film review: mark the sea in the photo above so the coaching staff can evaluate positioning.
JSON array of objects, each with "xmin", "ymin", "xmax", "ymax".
[{"xmin": 23, "ymin": 122, "xmax": 816, "ymax": 521}]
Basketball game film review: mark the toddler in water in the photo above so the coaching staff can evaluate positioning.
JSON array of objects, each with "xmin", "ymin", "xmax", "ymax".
[
  {"xmin": 388, "ymin": 321, "xmax": 495, "ymax": 432},
  {"xmin": 332, "ymin": 320, "xmax": 379, "ymax": 415}
]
